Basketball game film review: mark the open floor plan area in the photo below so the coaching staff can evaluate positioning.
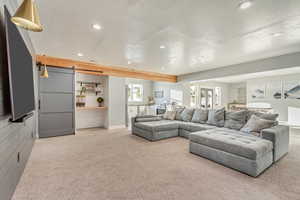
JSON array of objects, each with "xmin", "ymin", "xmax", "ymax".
[{"xmin": 0, "ymin": 0, "xmax": 300, "ymax": 200}]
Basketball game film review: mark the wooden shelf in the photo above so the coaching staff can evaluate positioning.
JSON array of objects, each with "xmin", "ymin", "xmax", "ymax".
[
  {"xmin": 76, "ymin": 107, "xmax": 107, "ymax": 110},
  {"xmin": 77, "ymin": 81, "xmax": 101, "ymax": 86}
]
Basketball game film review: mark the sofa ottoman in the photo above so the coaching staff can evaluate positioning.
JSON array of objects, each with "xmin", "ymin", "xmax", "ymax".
[
  {"xmin": 189, "ymin": 129, "xmax": 273, "ymax": 177},
  {"xmin": 133, "ymin": 120, "xmax": 179, "ymax": 141}
]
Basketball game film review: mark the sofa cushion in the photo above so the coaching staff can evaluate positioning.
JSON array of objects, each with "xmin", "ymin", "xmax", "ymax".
[
  {"xmin": 191, "ymin": 109, "xmax": 208, "ymax": 124},
  {"xmin": 247, "ymin": 111, "xmax": 279, "ymax": 121},
  {"xmin": 175, "ymin": 107, "xmax": 185, "ymax": 121},
  {"xmin": 136, "ymin": 114, "xmax": 156, "ymax": 118},
  {"xmin": 190, "ymin": 129, "xmax": 273, "ymax": 160},
  {"xmin": 135, "ymin": 120, "xmax": 179, "ymax": 132},
  {"xmin": 207, "ymin": 108, "xmax": 225, "ymax": 127},
  {"xmin": 217, "ymin": 127, "xmax": 245, "ymax": 134},
  {"xmin": 163, "ymin": 111, "xmax": 176, "ymax": 120},
  {"xmin": 241, "ymin": 115, "xmax": 276, "ymax": 133},
  {"xmin": 179, "ymin": 129, "xmax": 191, "ymax": 139},
  {"xmin": 135, "ymin": 116, "xmax": 162, "ymax": 122},
  {"xmin": 218, "ymin": 127, "xmax": 260, "ymax": 137},
  {"xmin": 180, "ymin": 108, "xmax": 195, "ymax": 122},
  {"xmin": 179, "ymin": 122, "xmax": 216, "ymax": 132},
  {"xmin": 224, "ymin": 110, "xmax": 247, "ymax": 130}
]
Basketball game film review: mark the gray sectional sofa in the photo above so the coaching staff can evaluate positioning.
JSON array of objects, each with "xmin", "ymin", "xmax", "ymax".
[{"xmin": 131, "ymin": 109, "xmax": 290, "ymax": 177}]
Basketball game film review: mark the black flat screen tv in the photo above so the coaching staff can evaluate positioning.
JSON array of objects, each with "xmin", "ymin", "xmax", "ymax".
[{"xmin": 4, "ymin": 7, "xmax": 35, "ymax": 121}]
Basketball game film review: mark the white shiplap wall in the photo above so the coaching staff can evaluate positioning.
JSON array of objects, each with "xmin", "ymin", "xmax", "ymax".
[{"xmin": 0, "ymin": 1, "xmax": 37, "ymax": 200}]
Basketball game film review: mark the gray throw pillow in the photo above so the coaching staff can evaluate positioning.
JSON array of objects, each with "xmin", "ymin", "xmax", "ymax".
[
  {"xmin": 163, "ymin": 111, "xmax": 176, "ymax": 120},
  {"xmin": 175, "ymin": 107, "xmax": 185, "ymax": 121},
  {"xmin": 241, "ymin": 115, "xmax": 276, "ymax": 133},
  {"xmin": 224, "ymin": 110, "xmax": 247, "ymax": 130},
  {"xmin": 207, "ymin": 108, "xmax": 225, "ymax": 127},
  {"xmin": 191, "ymin": 109, "xmax": 208, "ymax": 124},
  {"xmin": 180, "ymin": 108, "xmax": 195, "ymax": 122},
  {"xmin": 247, "ymin": 111, "xmax": 279, "ymax": 121}
]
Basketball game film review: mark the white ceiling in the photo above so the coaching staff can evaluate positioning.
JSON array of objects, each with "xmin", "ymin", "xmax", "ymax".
[{"xmin": 30, "ymin": 0, "xmax": 300, "ymax": 75}]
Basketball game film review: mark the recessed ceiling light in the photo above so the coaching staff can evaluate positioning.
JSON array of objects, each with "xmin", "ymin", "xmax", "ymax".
[
  {"xmin": 239, "ymin": 0, "xmax": 253, "ymax": 10},
  {"xmin": 271, "ymin": 32, "xmax": 283, "ymax": 37},
  {"xmin": 128, "ymin": 61, "xmax": 132, "ymax": 64},
  {"xmin": 92, "ymin": 24, "xmax": 102, "ymax": 30},
  {"xmin": 160, "ymin": 45, "xmax": 166, "ymax": 49},
  {"xmin": 77, "ymin": 53, "xmax": 84, "ymax": 57}
]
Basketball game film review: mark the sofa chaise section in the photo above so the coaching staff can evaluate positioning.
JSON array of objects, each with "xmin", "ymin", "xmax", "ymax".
[
  {"xmin": 132, "ymin": 119, "xmax": 179, "ymax": 141},
  {"xmin": 132, "ymin": 117, "xmax": 217, "ymax": 141},
  {"xmin": 189, "ymin": 129, "xmax": 273, "ymax": 177}
]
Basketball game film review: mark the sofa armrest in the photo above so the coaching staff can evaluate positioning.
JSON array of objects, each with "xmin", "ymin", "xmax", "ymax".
[
  {"xmin": 131, "ymin": 116, "xmax": 162, "ymax": 127},
  {"xmin": 261, "ymin": 125, "xmax": 289, "ymax": 162},
  {"xmin": 131, "ymin": 117, "xmax": 138, "ymax": 127},
  {"xmin": 131, "ymin": 116, "xmax": 162, "ymax": 135},
  {"xmin": 135, "ymin": 116, "xmax": 162, "ymax": 122}
]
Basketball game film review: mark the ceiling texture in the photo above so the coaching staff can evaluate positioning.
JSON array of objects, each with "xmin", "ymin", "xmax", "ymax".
[{"xmin": 30, "ymin": 0, "xmax": 300, "ymax": 75}]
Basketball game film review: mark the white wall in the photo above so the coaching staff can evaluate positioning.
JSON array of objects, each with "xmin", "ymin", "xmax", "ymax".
[
  {"xmin": 75, "ymin": 73, "xmax": 108, "ymax": 129},
  {"xmin": 195, "ymin": 81, "xmax": 230, "ymax": 109},
  {"xmin": 125, "ymin": 78, "xmax": 153, "ymax": 105},
  {"xmin": 247, "ymin": 73, "xmax": 300, "ymax": 122},
  {"xmin": 153, "ymin": 81, "xmax": 230, "ymax": 109},
  {"xmin": 179, "ymin": 52, "xmax": 300, "ymax": 82},
  {"xmin": 228, "ymin": 82, "xmax": 247, "ymax": 104},
  {"xmin": 153, "ymin": 81, "xmax": 191, "ymax": 106},
  {"xmin": 107, "ymin": 76, "xmax": 126, "ymax": 129}
]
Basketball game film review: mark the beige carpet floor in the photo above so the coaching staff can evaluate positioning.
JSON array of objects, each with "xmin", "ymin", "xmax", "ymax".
[{"xmin": 12, "ymin": 128, "xmax": 300, "ymax": 200}]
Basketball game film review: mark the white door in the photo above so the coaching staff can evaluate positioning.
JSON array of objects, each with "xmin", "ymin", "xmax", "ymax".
[{"xmin": 200, "ymin": 88, "xmax": 214, "ymax": 109}]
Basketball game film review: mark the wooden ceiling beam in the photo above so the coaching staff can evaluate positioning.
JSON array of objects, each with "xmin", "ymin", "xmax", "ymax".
[{"xmin": 36, "ymin": 55, "xmax": 177, "ymax": 83}]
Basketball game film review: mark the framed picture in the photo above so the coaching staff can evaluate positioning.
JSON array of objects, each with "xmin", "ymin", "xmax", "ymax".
[
  {"xmin": 268, "ymin": 80, "xmax": 282, "ymax": 100},
  {"xmin": 249, "ymin": 83, "xmax": 266, "ymax": 100},
  {"xmin": 154, "ymin": 91, "xmax": 164, "ymax": 98},
  {"xmin": 283, "ymin": 80, "xmax": 300, "ymax": 99}
]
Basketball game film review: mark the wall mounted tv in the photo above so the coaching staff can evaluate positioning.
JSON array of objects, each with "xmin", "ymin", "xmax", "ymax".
[{"xmin": 5, "ymin": 7, "xmax": 35, "ymax": 121}]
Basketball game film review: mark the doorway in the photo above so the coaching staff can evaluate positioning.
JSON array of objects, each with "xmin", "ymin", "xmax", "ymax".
[
  {"xmin": 190, "ymin": 83, "xmax": 223, "ymax": 109},
  {"xmin": 200, "ymin": 88, "xmax": 214, "ymax": 109},
  {"xmin": 38, "ymin": 67, "xmax": 75, "ymax": 138}
]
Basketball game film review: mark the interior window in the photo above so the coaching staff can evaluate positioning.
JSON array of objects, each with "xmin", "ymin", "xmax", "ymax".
[
  {"xmin": 215, "ymin": 87, "xmax": 222, "ymax": 107},
  {"xmin": 128, "ymin": 84, "xmax": 143, "ymax": 102},
  {"xmin": 170, "ymin": 89, "xmax": 183, "ymax": 105},
  {"xmin": 190, "ymin": 85, "xmax": 197, "ymax": 107},
  {"xmin": 190, "ymin": 84, "xmax": 222, "ymax": 109}
]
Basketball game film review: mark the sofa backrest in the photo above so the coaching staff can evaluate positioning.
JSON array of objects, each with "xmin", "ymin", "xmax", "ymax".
[{"xmin": 246, "ymin": 111, "xmax": 279, "ymax": 123}]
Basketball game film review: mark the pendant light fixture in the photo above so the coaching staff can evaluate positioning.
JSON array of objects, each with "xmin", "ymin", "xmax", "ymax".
[
  {"xmin": 41, "ymin": 63, "xmax": 49, "ymax": 78},
  {"xmin": 11, "ymin": 0, "xmax": 43, "ymax": 32},
  {"xmin": 40, "ymin": 55, "xmax": 48, "ymax": 78}
]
